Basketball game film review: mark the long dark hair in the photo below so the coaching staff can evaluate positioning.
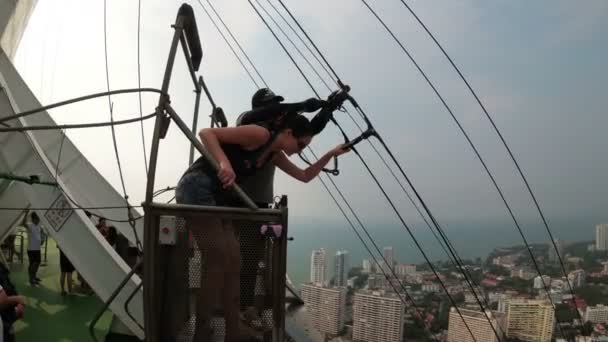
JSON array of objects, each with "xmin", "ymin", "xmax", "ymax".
[{"xmin": 284, "ymin": 114, "xmax": 312, "ymax": 138}]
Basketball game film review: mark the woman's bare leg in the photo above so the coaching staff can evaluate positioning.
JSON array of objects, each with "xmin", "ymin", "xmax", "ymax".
[
  {"xmin": 222, "ymin": 220, "xmax": 241, "ymax": 341},
  {"xmin": 191, "ymin": 217, "xmax": 225, "ymax": 341}
]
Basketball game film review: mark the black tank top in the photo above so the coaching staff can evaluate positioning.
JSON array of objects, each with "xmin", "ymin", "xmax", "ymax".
[{"xmin": 184, "ymin": 126, "xmax": 278, "ymax": 202}]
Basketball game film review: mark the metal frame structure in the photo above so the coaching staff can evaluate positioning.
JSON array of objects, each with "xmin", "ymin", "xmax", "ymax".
[{"xmin": 89, "ymin": 3, "xmax": 289, "ymax": 341}]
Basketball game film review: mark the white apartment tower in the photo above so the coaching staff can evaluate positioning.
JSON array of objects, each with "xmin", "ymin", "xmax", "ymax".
[
  {"xmin": 310, "ymin": 248, "xmax": 327, "ymax": 285},
  {"xmin": 596, "ymin": 224, "xmax": 608, "ymax": 251},
  {"xmin": 334, "ymin": 250, "xmax": 349, "ymax": 287},
  {"xmin": 301, "ymin": 284, "xmax": 347, "ymax": 337},
  {"xmin": 353, "ymin": 290, "xmax": 405, "ymax": 342}
]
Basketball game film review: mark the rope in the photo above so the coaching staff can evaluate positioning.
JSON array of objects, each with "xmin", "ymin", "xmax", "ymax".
[
  {"xmin": 397, "ymin": 0, "xmax": 582, "ymax": 325},
  {"xmin": 358, "ymin": 1, "xmax": 564, "ymax": 335}
]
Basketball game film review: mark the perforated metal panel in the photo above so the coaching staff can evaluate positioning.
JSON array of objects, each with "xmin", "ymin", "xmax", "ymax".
[{"xmin": 145, "ymin": 204, "xmax": 287, "ymax": 342}]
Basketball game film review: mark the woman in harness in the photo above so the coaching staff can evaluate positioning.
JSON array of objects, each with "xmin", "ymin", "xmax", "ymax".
[{"xmin": 176, "ymin": 113, "xmax": 349, "ymax": 341}]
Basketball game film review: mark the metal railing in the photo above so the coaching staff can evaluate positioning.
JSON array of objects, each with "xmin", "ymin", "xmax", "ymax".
[{"xmin": 143, "ymin": 202, "xmax": 288, "ymax": 342}]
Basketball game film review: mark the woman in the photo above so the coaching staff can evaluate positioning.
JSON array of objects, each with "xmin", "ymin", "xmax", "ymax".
[
  {"xmin": 176, "ymin": 114, "xmax": 349, "ymax": 341},
  {"xmin": 58, "ymin": 248, "xmax": 74, "ymax": 296}
]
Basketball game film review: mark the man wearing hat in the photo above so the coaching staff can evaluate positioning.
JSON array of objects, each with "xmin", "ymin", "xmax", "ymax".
[{"xmin": 235, "ymin": 88, "xmax": 343, "ymax": 322}]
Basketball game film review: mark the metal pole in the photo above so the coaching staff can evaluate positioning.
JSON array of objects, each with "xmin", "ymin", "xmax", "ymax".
[
  {"xmin": 145, "ymin": 18, "xmax": 184, "ymax": 203},
  {"xmin": 143, "ymin": 16, "xmax": 185, "ymax": 342},
  {"xmin": 164, "ymin": 103, "xmax": 258, "ymax": 210},
  {"xmin": 188, "ymin": 77, "xmax": 203, "ymax": 165},
  {"xmin": 179, "ymin": 34, "xmax": 199, "ymax": 88}
]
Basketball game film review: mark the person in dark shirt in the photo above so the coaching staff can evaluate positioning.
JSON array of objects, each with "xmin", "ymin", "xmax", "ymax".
[{"xmin": 235, "ymin": 88, "xmax": 341, "ymax": 319}]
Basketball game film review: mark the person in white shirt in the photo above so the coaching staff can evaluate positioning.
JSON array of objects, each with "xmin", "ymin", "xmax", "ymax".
[{"xmin": 22, "ymin": 211, "xmax": 42, "ymax": 286}]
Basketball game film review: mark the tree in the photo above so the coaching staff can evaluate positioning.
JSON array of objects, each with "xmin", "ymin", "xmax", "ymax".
[
  {"xmin": 576, "ymin": 285, "xmax": 607, "ymax": 306},
  {"xmin": 555, "ymin": 303, "xmax": 578, "ymax": 322}
]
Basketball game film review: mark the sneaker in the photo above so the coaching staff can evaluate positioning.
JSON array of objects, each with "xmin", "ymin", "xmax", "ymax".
[{"xmin": 35, "ymin": 277, "xmax": 42, "ymax": 282}]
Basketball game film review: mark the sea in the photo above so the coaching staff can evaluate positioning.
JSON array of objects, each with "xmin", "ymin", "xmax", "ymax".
[{"xmin": 285, "ymin": 215, "xmax": 602, "ymax": 288}]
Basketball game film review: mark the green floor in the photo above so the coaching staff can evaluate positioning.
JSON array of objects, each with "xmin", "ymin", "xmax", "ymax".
[{"xmin": 8, "ymin": 239, "xmax": 114, "ymax": 342}]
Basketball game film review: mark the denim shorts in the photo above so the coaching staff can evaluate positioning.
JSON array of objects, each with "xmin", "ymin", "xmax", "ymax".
[{"xmin": 175, "ymin": 171, "xmax": 218, "ymax": 206}]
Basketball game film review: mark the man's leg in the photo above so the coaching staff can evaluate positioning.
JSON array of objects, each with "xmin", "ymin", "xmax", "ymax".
[
  {"xmin": 32, "ymin": 250, "xmax": 41, "ymax": 281},
  {"xmin": 27, "ymin": 251, "xmax": 35, "ymax": 284}
]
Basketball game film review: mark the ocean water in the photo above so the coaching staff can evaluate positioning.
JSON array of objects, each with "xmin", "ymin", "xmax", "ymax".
[{"xmin": 285, "ymin": 216, "xmax": 599, "ymax": 287}]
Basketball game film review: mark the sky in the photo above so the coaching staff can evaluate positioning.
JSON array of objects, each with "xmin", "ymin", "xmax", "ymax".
[{"xmin": 12, "ymin": 0, "xmax": 608, "ymax": 245}]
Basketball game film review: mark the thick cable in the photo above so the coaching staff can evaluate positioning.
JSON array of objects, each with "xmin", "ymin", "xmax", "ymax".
[
  {"xmin": 305, "ymin": 152, "xmax": 436, "ymax": 338},
  {"xmin": 274, "ymin": 1, "xmax": 495, "ymax": 322},
  {"xmin": 265, "ymin": 0, "xmax": 338, "ymax": 85},
  {"xmin": 0, "ymin": 112, "xmax": 156, "ymax": 132},
  {"xmin": 207, "ymin": 2, "xmax": 432, "ymax": 332},
  {"xmin": 103, "ymin": 0, "xmax": 128, "ymax": 198},
  {"xmin": 262, "ymin": 2, "xmax": 461, "ymax": 268},
  {"xmin": 247, "ymin": 0, "xmax": 318, "ymax": 98},
  {"xmin": 304, "ymin": 152, "xmax": 437, "ymax": 340},
  {"xmin": 54, "ymin": 129, "xmax": 67, "ymax": 181},
  {"xmin": 277, "ymin": 0, "xmax": 341, "ymax": 82},
  {"xmin": 253, "ymin": 4, "xmax": 476, "ymax": 339},
  {"xmin": 0, "ymin": 88, "xmax": 164, "ymax": 125},
  {"xmin": 358, "ymin": 1, "xmax": 564, "ymax": 332},
  {"xmin": 255, "ymin": 0, "xmax": 333, "ymax": 92},
  {"xmin": 397, "ymin": 0, "xmax": 581, "ymax": 322},
  {"xmin": 194, "ymin": 0, "xmax": 261, "ymax": 89},
  {"xmin": 137, "ymin": 0, "xmax": 148, "ymax": 174},
  {"xmin": 353, "ymin": 147, "xmax": 477, "ymax": 340},
  {"xmin": 203, "ymin": 0, "xmax": 269, "ymax": 88},
  {"xmin": 261, "ymin": 2, "xmax": 472, "ymax": 304}
]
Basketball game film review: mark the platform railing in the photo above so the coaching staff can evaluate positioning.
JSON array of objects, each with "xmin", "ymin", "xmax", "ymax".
[{"xmin": 143, "ymin": 202, "xmax": 288, "ymax": 342}]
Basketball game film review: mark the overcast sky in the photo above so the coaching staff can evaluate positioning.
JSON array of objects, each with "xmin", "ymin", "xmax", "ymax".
[{"xmin": 14, "ymin": 0, "xmax": 608, "ymax": 236}]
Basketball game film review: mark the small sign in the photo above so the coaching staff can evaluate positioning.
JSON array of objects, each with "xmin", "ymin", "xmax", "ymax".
[{"xmin": 44, "ymin": 194, "xmax": 74, "ymax": 232}]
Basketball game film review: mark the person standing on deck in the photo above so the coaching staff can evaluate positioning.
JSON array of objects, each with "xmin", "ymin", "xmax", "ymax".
[
  {"xmin": 22, "ymin": 211, "xmax": 42, "ymax": 286},
  {"xmin": 235, "ymin": 88, "xmax": 342, "ymax": 321}
]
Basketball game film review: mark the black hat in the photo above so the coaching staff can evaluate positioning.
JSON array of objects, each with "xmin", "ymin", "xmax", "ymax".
[{"xmin": 251, "ymin": 88, "xmax": 284, "ymax": 108}]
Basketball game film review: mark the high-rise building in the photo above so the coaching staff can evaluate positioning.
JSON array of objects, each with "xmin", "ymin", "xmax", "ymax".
[
  {"xmin": 506, "ymin": 299, "xmax": 554, "ymax": 342},
  {"xmin": 533, "ymin": 275, "xmax": 551, "ymax": 290},
  {"xmin": 596, "ymin": 224, "xmax": 608, "ymax": 251},
  {"xmin": 367, "ymin": 274, "xmax": 384, "ymax": 289},
  {"xmin": 334, "ymin": 250, "xmax": 349, "ymax": 287},
  {"xmin": 395, "ymin": 263, "xmax": 416, "ymax": 277},
  {"xmin": 568, "ymin": 269, "xmax": 586, "ymax": 288},
  {"xmin": 548, "ymin": 239, "xmax": 564, "ymax": 263},
  {"xmin": 301, "ymin": 284, "xmax": 347, "ymax": 337},
  {"xmin": 362, "ymin": 259, "xmax": 372, "ymax": 273},
  {"xmin": 447, "ymin": 308, "xmax": 506, "ymax": 342},
  {"xmin": 383, "ymin": 246, "xmax": 395, "ymax": 270},
  {"xmin": 585, "ymin": 304, "xmax": 608, "ymax": 324},
  {"xmin": 310, "ymin": 249, "xmax": 327, "ymax": 286},
  {"xmin": 353, "ymin": 290, "xmax": 405, "ymax": 342}
]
